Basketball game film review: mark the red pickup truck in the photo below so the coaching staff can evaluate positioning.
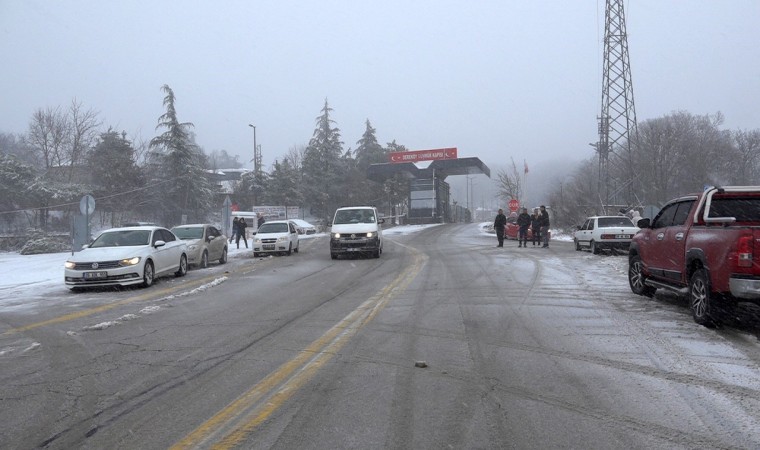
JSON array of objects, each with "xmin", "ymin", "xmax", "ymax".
[{"xmin": 628, "ymin": 186, "xmax": 760, "ymax": 326}]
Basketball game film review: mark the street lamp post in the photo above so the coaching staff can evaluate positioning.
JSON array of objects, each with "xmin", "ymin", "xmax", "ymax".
[{"xmin": 248, "ymin": 124, "xmax": 258, "ymax": 174}]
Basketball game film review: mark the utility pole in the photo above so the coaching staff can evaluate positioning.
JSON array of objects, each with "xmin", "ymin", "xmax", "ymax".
[{"xmin": 597, "ymin": 0, "xmax": 639, "ymax": 213}]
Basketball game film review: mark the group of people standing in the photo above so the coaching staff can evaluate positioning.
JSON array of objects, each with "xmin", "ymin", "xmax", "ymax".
[
  {"xmin": 494, "ymin": 205, "xmax": 550, "ymax": 248},
  {"xmin": 229, "ymin": 214, "xmax": 267, "ymax": 249},
  {"xmin": 229, "ymin": 217, "xmax": 248, "ymax": 249}
]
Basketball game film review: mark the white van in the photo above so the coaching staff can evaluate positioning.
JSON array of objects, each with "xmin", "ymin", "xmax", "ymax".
[{"xmin": 329, "ymin": 206, "xmax": 384, "ymax": 259}]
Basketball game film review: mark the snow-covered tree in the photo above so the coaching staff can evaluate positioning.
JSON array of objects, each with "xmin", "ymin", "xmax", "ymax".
[
  {"xmin": 266, "ymin": 157, "xmax": 303, "ymax": 208},
  {"xmin": 88, "ymin": 129, "xmax": 145, "ymax": 226},
  {"xmin": 302, "ymin": 99, "xmax": 345, "ymax": 220},
  {"xmin": 148, "ymin": 85, "xmax": 216, "ymax": 225}
]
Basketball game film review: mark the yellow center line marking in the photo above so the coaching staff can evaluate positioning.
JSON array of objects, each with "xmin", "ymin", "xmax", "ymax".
[{"xmin": 172, "ymin": 247, "xmax": 426, "ymax": 449}]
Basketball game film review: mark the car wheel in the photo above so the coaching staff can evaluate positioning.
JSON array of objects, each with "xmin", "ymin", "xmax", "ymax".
[
  {"xmin": 574, "ymin": 239, "xmax": 581, "ymax": 251},
  {"xmin": 200, "ymin": 250, "xmax": 209, "ymax": 269},
  {"xmin": 331, "ymin": 252, "xmax": 337, "ymax": 260},
  {"xmin": 294, "ymin": 243, "xmax": 299, "ymax": 253},
  {"xmin": 219, "ymin": 247, "xmax": 227, "ymax": 264},
  {"xmin": 591, "ymin": 240, "xmax": 600, "ymax": 254},
  {"xmin": 286, "ymin": 243, "xmax": 292, "ymax": 255},
  {"xmin": 628, "ymin": 255, "xmax": 655, "ymax": 297},
  {"xmin": 175, "ymin": 254, "xmax": 188, "ymax": 277},
  {"xmin": 142, "ymin": 260, "xmax": 155, "ymax": 287},
  {"xmin": 690, "ymin": 268, "xmax": 715, "ymax": 327},
  {"xmin": 373, "ymin": 249, "xmax": 380, "ymax": 258}
]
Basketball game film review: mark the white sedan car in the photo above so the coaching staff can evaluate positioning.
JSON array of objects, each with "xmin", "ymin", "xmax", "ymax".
[
  {"xmin": 290, "ymin": 218, "xmax": 317, "ymax": 235},
  {"xmin": 253, "ymin": 220, "xmax": 300, "ymax": 256},
  {"xmin": 171, "ymin": 224, "xmax": 228, "ymax": 268},
  {"xmin": 64, "ymin": 226, "xmax": 188, "ymax": 289},
  {"xmin": 573, "ymin": 215, "xmax": 640, "ymax": 254}
]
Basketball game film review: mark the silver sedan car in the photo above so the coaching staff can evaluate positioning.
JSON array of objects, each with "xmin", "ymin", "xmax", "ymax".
[{"xmin": 171, "ymin": 224, "xmax": 228, "ymax": 268}]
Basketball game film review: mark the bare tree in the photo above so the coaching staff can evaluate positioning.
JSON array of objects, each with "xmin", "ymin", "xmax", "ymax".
[
  {"xmin": 285, "ymin": 144, "xmax": 306, "ymax": 173},
  {"xmin": 65, "ymin": 99, "xmax": 100, "ymax": 181},
  {"xmin": 26, "ymin": 106, "xmax": 68, "ymax": 169},
  {"xmin": 495, "ymin": 157, "xmax": 523, "ymax": 205}
]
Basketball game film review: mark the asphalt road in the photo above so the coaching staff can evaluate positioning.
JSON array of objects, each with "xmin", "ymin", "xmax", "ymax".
[{"xmin": 2, "ymin": 223, "xmax": 760, "ymax": 449}]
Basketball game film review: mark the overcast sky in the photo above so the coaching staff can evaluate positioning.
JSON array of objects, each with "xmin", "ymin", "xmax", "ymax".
[{"xmin": 1, "ymin": 0, "xmax": 759, "ymax": 178}]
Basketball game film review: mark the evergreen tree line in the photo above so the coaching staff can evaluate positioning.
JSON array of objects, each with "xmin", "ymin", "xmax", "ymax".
[{"xmin": 0, "ymin": 88, "xmax": 408, "ymax": 232}]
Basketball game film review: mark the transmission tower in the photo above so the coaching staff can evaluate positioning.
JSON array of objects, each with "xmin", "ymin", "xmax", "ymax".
[{"xmin": 596, "ymin": 0, "xmax": 638, "ymax": 213}]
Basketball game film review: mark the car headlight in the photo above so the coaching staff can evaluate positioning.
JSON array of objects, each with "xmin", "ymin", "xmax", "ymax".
[
  {"xmin": 64, "ymin": 261, "xmax": 76, "ymax": 269},
  {"xmin": 188, "ymin": 244, "xmax": 198, "ymax": 251},
  {"xmin": 277, "ymin": 236, "xmax": 288, "ymax": 243},
  {"xmin": 367, "ymin": 232, "xmax": 374, "ymax": 238},
  {"xmin": 332, "ymin": 233, "xmax": 341, "ymax": 239},
  {"xmin": 119, "ymin": 257, "xmax": 141, "ymax": 267},
  {"xmin": 254, "ymin": 238, "xmax": 262, "ymax": 244}
]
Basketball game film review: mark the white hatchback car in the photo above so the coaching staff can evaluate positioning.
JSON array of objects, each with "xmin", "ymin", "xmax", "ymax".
[
  {"xmin": 64, "ymin": 226, "xmax": 188, "ymax": 289},
  {"xmin": 574, "ymin": 215, "xmax": 640, "ymax": 254},
  {"xmin": 253, "ymin": 220, "xmax": 300, "ymax": 256}
]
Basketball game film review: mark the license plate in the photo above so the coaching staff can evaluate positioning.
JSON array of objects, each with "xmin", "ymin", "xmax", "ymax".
[
  {"xmin": 84, "ymin": 271, "xmax": 108, "ymax": 279},
  {"xmin": 263, "ymin": 244, "xmax": 275, "ymax": 250},
  {"xmin": 615, "ymin": 234, "xmax": 631, "ymax": 239}
]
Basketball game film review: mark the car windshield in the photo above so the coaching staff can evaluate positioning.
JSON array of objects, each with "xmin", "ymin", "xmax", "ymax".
[
  {"xmin": 90, "ymin": 230, "xmax": 151, "ymax": 247},
  {"xmin": 598, "ymin": 217, "xmax": 635, "ymax": 228},
  {"xmin": 258, "ymin": 223, "xmax": 288, "ymax": 233},
  {"xmin": 334, "ymin": 210, "xmax": 373, "ymax": 224},
  {"xmin": 172, "ymin": 227, "xmax": 204, "ymax": 240}
]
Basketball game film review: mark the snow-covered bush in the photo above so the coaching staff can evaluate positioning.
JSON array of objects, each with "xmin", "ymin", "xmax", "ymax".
[{"xmin": 19, "ymin": 229, "xmax": 69, "ymax": 255}]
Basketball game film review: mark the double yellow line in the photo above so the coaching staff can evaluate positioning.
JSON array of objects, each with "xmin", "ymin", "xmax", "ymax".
[{"xmin": 172, "ymin": 247, "xmax": 426, "ymax": 449}]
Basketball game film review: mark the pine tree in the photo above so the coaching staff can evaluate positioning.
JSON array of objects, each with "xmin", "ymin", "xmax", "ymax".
[
  {"xmin": 148, "ymin": 85, "xmax": 215, "ymax": 225},
  {"xmin": 87, "ymin": 129, "xmax": 145, "ymax": 225},
  {"xmin": 302, "ymin": 99, "xmax": 344, "ymax": 220}
]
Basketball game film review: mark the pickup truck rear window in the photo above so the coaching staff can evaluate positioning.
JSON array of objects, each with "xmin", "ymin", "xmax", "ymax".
[{"xmin": 708, "ymin": 197, "xmax": 760, "ymax": 221}]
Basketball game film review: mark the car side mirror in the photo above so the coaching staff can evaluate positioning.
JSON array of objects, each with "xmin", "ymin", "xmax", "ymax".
[
  {"xmin": 576, "ymin": 225, "xmax": 581, "ymax": 230},
  {"xmin": 637, "ymin": 218, "xmax": 650, "ymax": 228},
  {"xmin": 154, "ymin": 240, "xmax": 166, "ymax": 248},
  {"xmin": 378, "ymin": 218, "xmax": 385, "ymax": 224}
]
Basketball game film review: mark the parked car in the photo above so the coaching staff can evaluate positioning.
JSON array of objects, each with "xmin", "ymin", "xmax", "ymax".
[
  {"xmin": 290, "ymin": 219, "xmax": 317, "ymax": 235},
  {"xmin": 171, "ymin": 224, "xmax": 228, "ymax": 268},
  {"xmin": 253, "ymin": 220, "xmax": 300, "ymax": 256},
  {"xmin": 64, "ymin": 226, "xmax": 187, "ymax": 290},
  {"xmin": 629, "ymin": 186, "xmax": 760, "ymax": 326},
  {"xmin": 330, "ymin": 206, "xmax": 384, "ymax": 259},
  {"xmin": 574, "ymin": 215, "xmax": 639, "ymax": 254}
]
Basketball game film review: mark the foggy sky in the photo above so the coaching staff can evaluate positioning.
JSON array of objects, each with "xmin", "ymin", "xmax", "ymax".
[{"xmin": 1, "ymin": 0, "xmax": 758, "ymax": 182}]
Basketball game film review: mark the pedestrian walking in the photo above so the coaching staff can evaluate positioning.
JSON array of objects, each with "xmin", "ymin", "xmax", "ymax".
[
  {"xmin": 539, "ymin": 205, "xmax": 550, "ymax": 248},
  {"xmin": 236, "ymin": 217, "xmax": 248, "ymax": 249},
  {"xmin": 516, "ymin": 207, "xmax": 531, "ymax": 247},
  {"xmin": 494, "ymin": 208, "xmax": 507, "ymax": 247},
  {"xmin": 531, "ymin": 211, "xmax": 541, "ymax": 246},
  {"xmin": 229, "ymin": 217, "xmax": 238, "ymax": 243}
]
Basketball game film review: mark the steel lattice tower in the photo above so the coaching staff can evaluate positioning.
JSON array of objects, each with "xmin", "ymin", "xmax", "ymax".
[{"xmin": 597, "ymin": 0, "xmax": 638, "ymax": 212}]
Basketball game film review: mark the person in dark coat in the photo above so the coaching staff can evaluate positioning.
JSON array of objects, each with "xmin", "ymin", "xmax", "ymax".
[
  {"xmin": 236, "ymin": 218, "xmax": 248, "ymax": 249},
  {"xmin": 531, "ymin": 211, "xmax": 541, "ymax": 246},
  {"xmin": 230, "ymin": 217, "xmax": 238, "ymax": 243},
  {"xmin": 494, "ymin": 208, "xmax": 507, "ymax": 247},
  {"xmin": 538, "ymin": 205, "xmax": 550, "ymax": 248},
  {"xmin": 516, "ymin": 207, "xmax": 532, "ymax": 248}
]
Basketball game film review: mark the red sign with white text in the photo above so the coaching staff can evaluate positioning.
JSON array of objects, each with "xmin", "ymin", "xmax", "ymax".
[{"xmin": 389, "ymin": 147, "xmax": 458, "ymax": 163}]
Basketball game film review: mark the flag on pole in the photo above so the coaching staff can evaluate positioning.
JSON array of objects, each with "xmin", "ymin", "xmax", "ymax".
[{"xmin": 524, "ymin": 160, "xmax": 529, "ymax": 174}]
